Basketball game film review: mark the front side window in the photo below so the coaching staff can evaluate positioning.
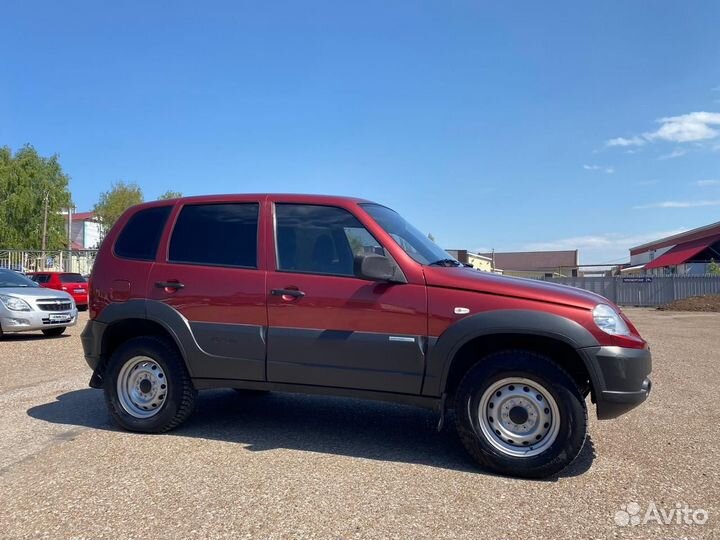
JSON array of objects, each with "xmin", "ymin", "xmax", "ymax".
[
  {"xmin": 115, "ymin": 206, "xmax": 172, "ymax": 261},
  {"xmin": 361, "ymin": 204, "xmax": 458, "ymax": 266},
  {"xmin": 275, "ymin": 204, "xmax": 386, "ymax": 277},
  {"xmin": 169, "ymin": 203, "xmax": 259, "ymax": 268},
  {"xmin": 30, "ymin": 274, "xmax": 50, "ymax": 283}
]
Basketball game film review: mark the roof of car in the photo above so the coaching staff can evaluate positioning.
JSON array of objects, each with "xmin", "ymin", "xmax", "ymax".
[
  {"xmin": 138, "ymin": 193, "xmax": 375, "ymax": 206},
  {"xmin": 27, "ymin": 271, "xmax": 81, "ymax": 275}
]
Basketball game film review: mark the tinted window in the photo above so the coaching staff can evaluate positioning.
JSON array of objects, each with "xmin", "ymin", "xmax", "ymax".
[
  {"xmin": 0, "ymin": 269, "xmax": 39, "ymax": 288},
  {"xmin": 361, "ymin": 203, "xmax": 456, "ymax": 265},
  {"xmin": 30, "ymin": 274, "xmax": 50, "ymax": 283},
  {"xmin": 115, "ymin": 206, "xmax": 171, "ymax": 261},
  {"xmin": 169, "ymin": 203, "xmax": 258, "ymax": 268},
  {"xmin": 275, "ymin": 204, "xmax": 385, "ymax": 276},
  {"xmin": 60, "ymin": 273, "xmax": 86, "ymax": 283}
]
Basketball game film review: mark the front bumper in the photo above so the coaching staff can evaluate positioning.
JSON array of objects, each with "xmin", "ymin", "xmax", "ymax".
[
  {"xmin": 581, "ymin": 345, "xmax": 652, "ymax": 419},
  {"xmin": 0, "ymin": 308, "xmax": 78, "ymax": 333}
]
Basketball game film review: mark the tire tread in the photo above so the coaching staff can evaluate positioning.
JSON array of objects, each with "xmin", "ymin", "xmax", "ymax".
[{"xmin": 454, "ymin": 349, "xmax": 587, "ymax": 478}]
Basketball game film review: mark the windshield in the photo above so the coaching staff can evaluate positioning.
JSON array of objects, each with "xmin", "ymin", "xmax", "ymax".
[
  {"xmin": 0, "ymin": 270, "xmax": 40, "ymax": 288},
  {"xmin": 361, "ymin": 204, "xmax": 458, "ymax": 266}
]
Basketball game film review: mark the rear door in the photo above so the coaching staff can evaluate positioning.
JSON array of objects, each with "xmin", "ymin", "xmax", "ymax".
[
  {"xmin": 148, "ymin": 198, "xmax": 267, "ymax": 381},
  {"xmin": 265, "ymin": 202, "xmax": 427, "ymax": 394}
]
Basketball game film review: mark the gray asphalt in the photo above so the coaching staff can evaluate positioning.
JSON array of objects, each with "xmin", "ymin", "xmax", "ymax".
[{"xmin": 0, "ymin": 309, "xmax": 718, "ymax": 539}]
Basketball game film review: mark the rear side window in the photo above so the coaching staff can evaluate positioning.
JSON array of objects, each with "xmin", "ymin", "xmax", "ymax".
[
  {"xmin": 169, "ymin": 203, "xmax": 259, "ymax": 268},
  {"xmin": 60, "ymin": 273, "xmax": 86, "ymax": 283},
  {"xmin": 115, "ymin": 206, "xmax": 171, "ymax": 261}
]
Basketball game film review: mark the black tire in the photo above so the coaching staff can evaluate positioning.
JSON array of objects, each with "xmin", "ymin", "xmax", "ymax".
[
  {"xmin": 78, "ymin": 305, "xmax": 88, "ymax": 312},
  {"xmin": 454, "ymin": 350, "xmax": 587, "ymax": 479},
  {"xmin": 42, "ymin": 327, "xmax": 66, "ymax": 337},
  {"xmin": 104, "ymin": 336, "xmax": 197, "ymax": 433}
]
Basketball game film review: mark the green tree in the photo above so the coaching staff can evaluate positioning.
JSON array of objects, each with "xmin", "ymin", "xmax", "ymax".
[
  {"xmin": 158, "ymin": 190, "xmax": 182, "ymax": 200},
  {"xmin": 708, "ymin": 259, "xmax": 720, "ymax": 275},
  {"xmin": 0, "ymin": 145, "xmax": 73, "ymax": 249},
  {"xmin": 93, "ymin": 180, "xmax": 144, "ymax": 236}
]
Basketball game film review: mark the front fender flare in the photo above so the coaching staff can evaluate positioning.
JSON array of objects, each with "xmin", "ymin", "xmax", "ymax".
[{"xmin": 421, "ymin": 309, "xmax": 601, "ymax": 397}]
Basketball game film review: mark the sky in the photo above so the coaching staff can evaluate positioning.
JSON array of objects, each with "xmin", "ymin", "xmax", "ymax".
[{"xmin": 1, "ymin": 1, "xmax": 719, "ymax": 265}]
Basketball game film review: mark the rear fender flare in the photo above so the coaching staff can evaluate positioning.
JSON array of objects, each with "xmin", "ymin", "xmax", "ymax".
[{"xmin": 95, "ymin": 300, "xmax": 199, "ymax": 377}]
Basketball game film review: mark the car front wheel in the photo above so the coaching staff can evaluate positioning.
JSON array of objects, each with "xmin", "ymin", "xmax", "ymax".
[
  {"xmin": 454, "ymin": 350, "xmax": 587, "ymax": 479},
  {"xmin": 104, "ymin": 336, "xmax": 197, "ymax": 433}
]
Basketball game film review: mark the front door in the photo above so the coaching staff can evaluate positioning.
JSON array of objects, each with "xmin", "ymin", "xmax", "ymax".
[
  {"xmin": 266, "ymin": 202, "xmax": 427, "ymax": 394},
  {"xmin": 149, "ymin": 200, "xmax": 267, "ymax": 381}
]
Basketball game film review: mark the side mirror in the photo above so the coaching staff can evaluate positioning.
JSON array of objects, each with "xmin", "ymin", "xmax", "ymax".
[{"xmin": 354, "ymin": 254, "xmax": 401, "ymax": 282}]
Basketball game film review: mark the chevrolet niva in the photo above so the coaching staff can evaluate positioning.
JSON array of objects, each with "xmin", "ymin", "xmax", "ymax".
[{"xmin": 82, "ymin": 194, "xmax": 651, "ymax": 478}]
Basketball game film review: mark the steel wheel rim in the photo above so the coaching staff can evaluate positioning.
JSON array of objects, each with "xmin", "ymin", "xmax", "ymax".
[
  {"xmin": 117, "ymin": 356, "xmax": 168, "ymax": 419},
  {"xmin": 476, "ymin": 377, "xmax": 561, "ymax": 458}
]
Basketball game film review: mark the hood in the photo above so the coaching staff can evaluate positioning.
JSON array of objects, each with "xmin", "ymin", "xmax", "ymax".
[
  {"xmin": 0, "ymin": 287, "xmax": 74, "ymax": 302},
  {"xmin": 424, "ymin": 267, "xmax": 608, "ymax": 309}
]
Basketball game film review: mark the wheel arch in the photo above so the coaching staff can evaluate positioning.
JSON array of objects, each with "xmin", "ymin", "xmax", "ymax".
[
  {"xmin": 91, "ymin": 300, "xmax": 196, "ymax": 386},
  {"xmin": 424, "ymin": 310, "xmax": 602, "ymax": 402}
]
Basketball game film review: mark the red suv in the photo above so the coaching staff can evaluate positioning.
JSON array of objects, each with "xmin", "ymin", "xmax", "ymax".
[
  {"xmin": 28, "ymin": 271, "xmax": 89, "ymax": 310},
  {"xmin": 81, "ymin": 194, "xmax": 651, "ymax": 478}
]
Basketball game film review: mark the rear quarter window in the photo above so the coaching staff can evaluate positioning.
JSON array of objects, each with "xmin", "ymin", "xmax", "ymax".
[
  {"xmin": 169, "ymin": 203, "xmax": 259, "ymax": 268},
  {"xmin": 114, "ymin": 206, "xmax": 172, "ymax": 261},
  {"xmin": 60, "ymin": 273, "xmax": 86, "ymax": 283}
]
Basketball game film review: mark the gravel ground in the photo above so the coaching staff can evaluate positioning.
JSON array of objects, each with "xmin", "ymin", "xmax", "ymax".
[{"xmin": 0, "ymin": 309, "xmax": 718, "ymax": 539}]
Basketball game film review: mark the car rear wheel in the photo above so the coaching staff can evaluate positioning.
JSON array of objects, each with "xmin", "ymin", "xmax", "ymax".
[
  {"xmin": 454, "ymin": 350, "xmax": 587, "ymax": 479},
  {"xmin": 42, "ymin": 327, "xmax": 66, "ymax": 337},
  {"xmin": 104, "ymin": 336, "xmax": 197, "ymax": 433}
]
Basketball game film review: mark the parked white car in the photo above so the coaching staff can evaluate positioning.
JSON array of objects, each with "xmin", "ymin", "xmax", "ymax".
[{"xmin": 0, "ymin": 269, "xmax": 78, "ymax": 337}]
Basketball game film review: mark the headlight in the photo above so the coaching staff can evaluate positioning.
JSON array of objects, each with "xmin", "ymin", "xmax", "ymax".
[
  {"xmin": 0, "ymin": 294, "xmax": 32, "ymax": 312},
  {"xmin": 592, "ymin": 304, "xmax": 630, "ymax": 336}
]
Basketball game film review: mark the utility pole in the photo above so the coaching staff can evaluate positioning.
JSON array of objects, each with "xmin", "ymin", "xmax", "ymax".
[{"xmin": 41, "ymin": 191, "xmax": 49, "ymax": 252}]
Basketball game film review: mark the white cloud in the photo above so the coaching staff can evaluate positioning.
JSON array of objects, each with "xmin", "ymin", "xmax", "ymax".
[
  {"xmin": 606, "ymin": 136, "xmax": 646, "ymax": 147},
  {"xmin": 606, "ymin": 111, "xmax": 720, "ymax": 148},
  {"xmin": 658, "ymin": 148, "xmax": 688, "ymax": 160},
  {"xmin": 646, "ymin": 112, "xmax": 720, "ymax": 143},
  {"xmin": 583, "ymin": 164, "xmax": 614, "ymax": 174},
  {"xmin": 696, "ymin": 179, "xmax": 720, "ymax": 187},
  {"xmin": 634, "ymin": 200, "xmax": 720, "ymax": 209}
]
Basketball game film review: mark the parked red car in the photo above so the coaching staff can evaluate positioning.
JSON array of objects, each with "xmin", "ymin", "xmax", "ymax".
[
  {"xmin": 81, "ymin": 194, "xmax": 651, "ymax": 478},
  {"xmin": 28, "ymin": 272, "xmax": 89, "ymax": 310}
]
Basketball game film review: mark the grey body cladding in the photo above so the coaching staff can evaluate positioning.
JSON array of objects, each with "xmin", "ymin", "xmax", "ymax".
[
  {"xmin": 92, "ymin": 300, "xmax": 427, "ymax": 394},
  {"xmin": 266, "ymin": 327, "xmax": 426, "ymax": 394},
  {"xmin": 88, "ymin": 303, "xmax": 648, "ymax": 418}
]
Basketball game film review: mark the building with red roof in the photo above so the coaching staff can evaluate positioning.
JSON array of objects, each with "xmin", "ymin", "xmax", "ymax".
[{"xmin": 629, "ymin": 221, "xmax": 720, "ymax": 275}]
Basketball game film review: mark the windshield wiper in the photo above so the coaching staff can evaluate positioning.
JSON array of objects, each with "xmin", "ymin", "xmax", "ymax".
[{"xmin": 428, "ymin": 259, "xmax": 462, "ymax": 267}]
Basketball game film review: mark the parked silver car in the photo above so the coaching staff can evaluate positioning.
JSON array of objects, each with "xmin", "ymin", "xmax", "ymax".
[{"xmin": 0, "ymin": 269, "xmax": 78, "ymax": 337}]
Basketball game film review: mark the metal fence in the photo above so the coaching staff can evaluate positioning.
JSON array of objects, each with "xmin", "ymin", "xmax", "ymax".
[
  {"xmin": 0, "ymin": 249, "xmax": 98, "ymax": 275},
  {"xmin": 541, "ymin": 275, "xmax": 720, "ymax": 306}
]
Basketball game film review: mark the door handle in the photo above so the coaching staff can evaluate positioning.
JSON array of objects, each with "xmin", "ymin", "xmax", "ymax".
[
  {"xmin": 155, "ymin": 281, "xmax": 185, "ymax": 290},
  {"xmin": 270, "ymin": 288, "xmax": 305, "ymax": 298}
]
